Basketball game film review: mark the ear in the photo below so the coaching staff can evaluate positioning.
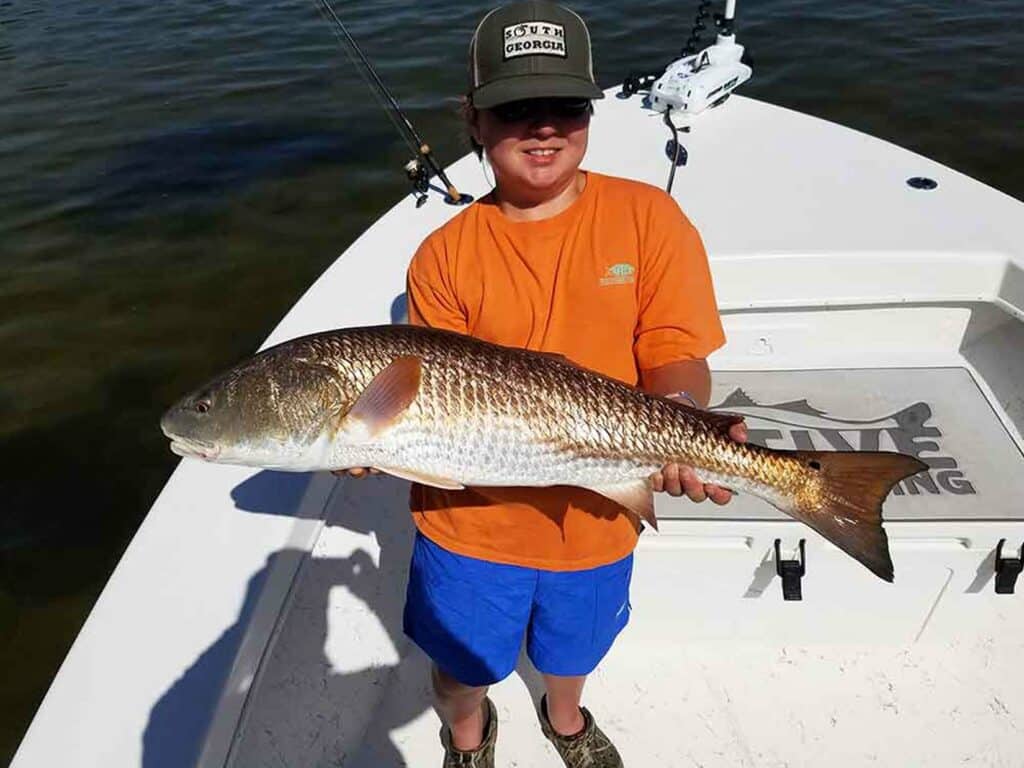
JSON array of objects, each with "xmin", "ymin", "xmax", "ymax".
[
  {"xmin": 462, "ymin": 96, "xmax": 481, "ymax": 144},
  {"xmin": 465, "ymin": 108, "xmax": 482, "ymax": 145}
]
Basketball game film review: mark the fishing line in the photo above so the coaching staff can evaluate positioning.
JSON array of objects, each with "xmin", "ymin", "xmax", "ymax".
[
  {"xmin": 313, "ymin": 0, "xmax": 418, "ymax": 154},
  {"xmin": 312, "ymin": 0, "xmax": 471, "ymax": 205}
]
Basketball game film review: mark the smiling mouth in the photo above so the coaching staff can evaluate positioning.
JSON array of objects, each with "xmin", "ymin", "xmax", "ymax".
[{"xmin": 524, "ymin": 147, "xmax": 559, "ymax": 156}]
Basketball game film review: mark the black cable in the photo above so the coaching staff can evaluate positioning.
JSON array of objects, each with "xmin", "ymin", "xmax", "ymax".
[
  {"xmin": 621, "ymin": 72, "xmax": 659, "ymax": 97},
  {"xmin": 663, "ymin": 110, "xmax": 682, "ymax": 194},
  {"xmin": 683, "ymin": 0, "xmax": 712, "ymax": 56},
  {"xmin": 623, "ymin": 1, "xmax": 715, "ymax": 97}
]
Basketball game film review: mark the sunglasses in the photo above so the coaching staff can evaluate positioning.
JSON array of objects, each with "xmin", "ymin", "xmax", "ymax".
[{"xmin": 489, "ymin": 98, "xmax": 592, "ymax": 124}]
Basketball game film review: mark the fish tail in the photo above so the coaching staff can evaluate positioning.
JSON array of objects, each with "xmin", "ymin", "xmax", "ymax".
[{"xmin": 783, "ymin": 451, "xmax": 928, "ymax": 582}]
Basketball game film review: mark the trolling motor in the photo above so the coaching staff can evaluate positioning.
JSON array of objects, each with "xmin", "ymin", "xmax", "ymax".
[
  {"xmin": 649, "ymin": 0, "xmax": 752, "ymax": 115},
  {"xmin": 621, "ymin": 0, "xmax": 753, "ymax": 193},
  {"xmin": 623, "ymin": 0, "xmax": 752, "ymax": 115}
]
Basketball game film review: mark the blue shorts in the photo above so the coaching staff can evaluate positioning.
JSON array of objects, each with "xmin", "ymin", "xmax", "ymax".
[{"xmin": 403, "ymin": 532, "xmax": 633, "ymax": 687}]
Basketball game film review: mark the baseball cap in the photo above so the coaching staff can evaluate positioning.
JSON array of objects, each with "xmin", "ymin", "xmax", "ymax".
[{"xmin": 469, "ymin": 1, "xmax": 605, "ymax": 109}]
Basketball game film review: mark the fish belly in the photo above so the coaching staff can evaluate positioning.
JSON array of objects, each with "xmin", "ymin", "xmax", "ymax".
[{"xmin": 339, "ymin": 420, "xmax": 657, "ymax": 488}]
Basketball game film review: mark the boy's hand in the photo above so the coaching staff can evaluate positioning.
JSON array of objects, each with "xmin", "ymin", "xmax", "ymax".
[
  {"xmin": 651, "ymin": 410, "xmax": 748, "ymax": 505},
  {"xmin": 331, "ymin": 468, "xmax": 380, "ymax": 479}
]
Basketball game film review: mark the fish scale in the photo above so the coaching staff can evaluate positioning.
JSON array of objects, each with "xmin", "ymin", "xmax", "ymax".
[
  {"xmin": 162, "ymin": 324, "xmax": 928, "ymax": 580},
  {"xmin": 314, "ymin": 328, "xmax": 789, "ymax": 488}
]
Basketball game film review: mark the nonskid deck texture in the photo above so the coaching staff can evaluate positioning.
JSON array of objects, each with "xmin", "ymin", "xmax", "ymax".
[{"xmin": 229, "ymin": 476, "xmax": 1024, "ymax": 767}]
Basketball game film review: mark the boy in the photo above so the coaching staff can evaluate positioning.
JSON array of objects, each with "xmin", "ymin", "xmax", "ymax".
[{"xmin": 352, "ymin": 3, "xmax": 746, "ymax": 765}]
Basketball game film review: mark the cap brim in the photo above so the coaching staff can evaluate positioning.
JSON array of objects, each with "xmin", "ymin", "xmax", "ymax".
[{"xmin": 471, "ymin": 74, "xmax": 604, "ymax": 109}]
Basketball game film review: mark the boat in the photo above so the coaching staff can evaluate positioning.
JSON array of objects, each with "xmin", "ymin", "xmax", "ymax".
[{"xmin": 12, "ymin": 7, "xmax": 1024, "ymax": 767}]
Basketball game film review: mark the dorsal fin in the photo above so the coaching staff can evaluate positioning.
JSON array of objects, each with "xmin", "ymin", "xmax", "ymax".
[
  {"xmin": 699, "ymin": 409, "xmax": 746, "ymax": 436},
  {"xmin": 536, "ymin": 350, "xmax": 571, "ymax": 365}
]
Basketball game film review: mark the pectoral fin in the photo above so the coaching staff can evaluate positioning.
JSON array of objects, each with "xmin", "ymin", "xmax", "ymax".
[
  {"xmin": 338, "ymin": 356, "xmax": 421, "ymax": 441},
  {"xmin": 586, "ymin": 479, "xmax": 658, "ymax": 531}
]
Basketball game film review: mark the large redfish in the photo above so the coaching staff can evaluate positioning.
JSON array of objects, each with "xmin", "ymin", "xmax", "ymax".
[{"xmin": 161, "ymin": 325, "xmax": 926, "ymax": 581}]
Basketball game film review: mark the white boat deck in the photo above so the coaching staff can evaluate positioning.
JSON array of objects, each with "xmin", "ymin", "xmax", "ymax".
[
  {"xmin": 13, "ymin": 90, "xmax": 1024, "ymax": 767},
  {"xmin": 228, "ymin": 478, "xmax": 1024, "ymax": 767}
]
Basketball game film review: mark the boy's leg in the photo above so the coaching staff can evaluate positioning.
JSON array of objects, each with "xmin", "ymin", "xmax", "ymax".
[
  {"xmin": 403, "ymin": 531, "xmax": 535, "ymax": 758},
  {"xmin": 527, "ymin": 553, "xmax": 633, "ymax": 767},
  {"xmin": 541, "ymin": 673, "xmax": 586, "ymax": 736},
  {"xmin": 433, "ymin": 664, "xmax": 490, "ymax": 751},
  {"xmin": 527, "ymin": 551, "xmax": 633, "ymax": 681}
]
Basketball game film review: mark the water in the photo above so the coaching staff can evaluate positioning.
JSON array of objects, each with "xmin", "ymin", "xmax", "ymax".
[{"xmin": 0, "ymin": 0, "xmax": 1021, "ymax": 759}]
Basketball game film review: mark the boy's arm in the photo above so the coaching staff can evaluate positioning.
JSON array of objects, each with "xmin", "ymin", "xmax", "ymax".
[
  {"xmin": 640, "ymin": 358, "xmax": 713, "ymax": 406},
  {"xmin": 641, "ymin": 359, "xmax": 748, "ymax": 504},
  {"xmin": 406, "ymin": 236, "xmax": 469, "ymax": 332},
  {"xmin": 634, "ymin": 194, "xmax": 745, "ymax": 504}
]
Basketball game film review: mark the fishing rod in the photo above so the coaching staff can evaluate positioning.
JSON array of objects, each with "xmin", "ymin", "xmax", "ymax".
[{"xmin": 313, "ymin": 0, "xmax": 471, "ymax": 206}]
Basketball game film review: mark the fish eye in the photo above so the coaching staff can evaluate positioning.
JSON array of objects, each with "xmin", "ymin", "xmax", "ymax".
[{"xmin": 194, "ymin": 399, "xmax": 211, "ymax": 414}]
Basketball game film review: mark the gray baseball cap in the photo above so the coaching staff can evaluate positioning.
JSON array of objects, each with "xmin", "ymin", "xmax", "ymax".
[{"xmin": 469, "ymin": 1, "xmax": 604, "ymax": 109}]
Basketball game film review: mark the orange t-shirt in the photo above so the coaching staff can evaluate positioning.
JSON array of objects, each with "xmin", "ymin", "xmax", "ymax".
[{"xmin": 406, "ymin": 171, "xmax": 725, "ymax": 570}]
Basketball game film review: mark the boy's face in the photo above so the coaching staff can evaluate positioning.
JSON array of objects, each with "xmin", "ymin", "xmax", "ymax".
[{"xmin": 471, "ymin": 98, "xmax": 590, "ymax": 200}]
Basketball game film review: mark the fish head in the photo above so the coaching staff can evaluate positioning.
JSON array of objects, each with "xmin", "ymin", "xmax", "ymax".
[{"xmin": 161, "ymin": 348, "xmax": 347, "ymax": 469}]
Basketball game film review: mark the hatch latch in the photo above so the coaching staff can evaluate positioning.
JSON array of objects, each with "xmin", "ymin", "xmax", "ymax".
[
  {"xmin": 775, "ymin": 539, "xmax": 806, "ymax": 601},
  {"xmin": 994, "ymin": 539, "xmax": 1023, "ymax": 595}
]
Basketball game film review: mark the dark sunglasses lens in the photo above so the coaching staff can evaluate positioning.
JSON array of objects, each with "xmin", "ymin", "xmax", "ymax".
[
  {"xmin": 551, "ymin": 99, "xmax": 590, "ymax": 118},
  {"xmin": 492, "ymin": 98, "xmax": 590, "ymax": 123},
  {"xmin": 492, "ymin": 100, "xmax": 533, "ymax": 122}
]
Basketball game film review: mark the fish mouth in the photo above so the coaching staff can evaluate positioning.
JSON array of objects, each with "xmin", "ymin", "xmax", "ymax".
[
  {"xmin": 167, "ymin": 436, "xmax": 221, "ymax": 461},
  {"xmin": 161, "ymin": 412, "xmax": 221, "ymax": 460}
]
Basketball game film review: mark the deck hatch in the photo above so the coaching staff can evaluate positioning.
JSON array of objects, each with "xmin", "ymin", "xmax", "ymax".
[{"xmin": 658, "ymin": 367, "xmax": 1024, "ymax": 521}]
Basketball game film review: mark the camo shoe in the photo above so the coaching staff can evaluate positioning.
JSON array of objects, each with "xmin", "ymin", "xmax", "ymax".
[
  {"xmin": 440, "ymin": 697, "xmax": 497, "ymax": 767},
  {"xmin": 540, "ymin": 695, "xmax": 623, "ymax": 768}
]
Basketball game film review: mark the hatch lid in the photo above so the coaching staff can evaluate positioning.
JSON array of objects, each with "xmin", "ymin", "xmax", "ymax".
[{"xmin": 658, "ymin": 367, "xmax": 1024, "ymax": 521}]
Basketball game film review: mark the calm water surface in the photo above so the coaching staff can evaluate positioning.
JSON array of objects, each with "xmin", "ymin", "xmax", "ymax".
[{"xmin": 1, "ymin": 0, "xmax": 1021, "ymax": 759}]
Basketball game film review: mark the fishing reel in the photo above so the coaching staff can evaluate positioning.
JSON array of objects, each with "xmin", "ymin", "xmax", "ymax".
[
  {"xmin": 405, "ymin": 157, "xmax": 431, "ymax": 208},
  {"xmin": 405, "ymin": 148, "xmax": 473, "ymax": 208}
]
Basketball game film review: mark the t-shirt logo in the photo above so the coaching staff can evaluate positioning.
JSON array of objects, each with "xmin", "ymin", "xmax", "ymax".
[
  {"xmin": 599, "ymin": 262, "xmax": 636, "ymax": 286},
  {"xmin": 503, "ymin": 22, "xmax": 567, "ymax": 59}
]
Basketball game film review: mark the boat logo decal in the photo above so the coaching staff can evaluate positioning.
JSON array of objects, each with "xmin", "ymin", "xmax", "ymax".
[
  {"xmin": 709, "ymin": 389, "xmax": 976, "ymax": 496},
  {"xmin": 599, "ymin": 262, "xmax": 636, "ymax": 287},
  {"xmin": 503, "ymin": 22, "xmax": 566, "ymax": 59}
]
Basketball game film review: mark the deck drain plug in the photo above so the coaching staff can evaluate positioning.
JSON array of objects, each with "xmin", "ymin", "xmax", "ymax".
[{"xmin": 907, "ymin": 176, "xmax": 938, "ymax": 190}]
